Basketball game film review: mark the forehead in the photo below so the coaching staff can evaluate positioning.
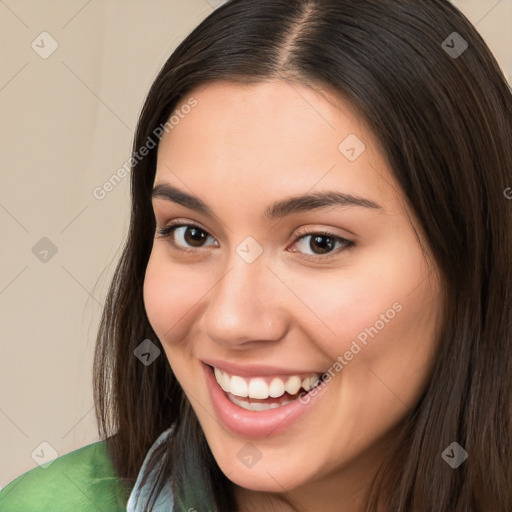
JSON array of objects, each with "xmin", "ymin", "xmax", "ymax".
[
  {"xmin": 154, "ymin": 80, "xmax": 403, "ymax": 216},
  {"xmin": 157, "ymin": 79, "xmax": 370, "ymax": 159}
]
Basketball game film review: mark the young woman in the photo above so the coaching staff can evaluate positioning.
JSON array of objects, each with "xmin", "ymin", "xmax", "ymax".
[{"xmin": 1, "ymin": 0, "xmax": 511, "ymax": 511}]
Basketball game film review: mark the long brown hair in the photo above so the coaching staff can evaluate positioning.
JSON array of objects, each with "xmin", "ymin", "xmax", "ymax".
[{"xmin": 93, "ymin": 1, "xmax": 512, "ymax": 510}]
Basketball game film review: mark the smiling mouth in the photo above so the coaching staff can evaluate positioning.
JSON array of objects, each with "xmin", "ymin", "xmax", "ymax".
[{"xmin": 210, "ymin": 365, "xmax": 325, "ymax": 412}]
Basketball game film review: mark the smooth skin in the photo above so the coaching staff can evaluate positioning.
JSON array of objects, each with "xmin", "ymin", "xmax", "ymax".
[{"xmin": 143, "ymin": 80, "xmax": 443, "ymax": 512}]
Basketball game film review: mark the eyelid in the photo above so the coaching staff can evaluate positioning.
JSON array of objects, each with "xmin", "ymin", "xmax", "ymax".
[
  {"xmin": 156, "ymin": 216, "xmax": 210, "ymax": 234},
  {"xmin": 292, "ymin": 225, "xmax": 352, "ymax": 242}
]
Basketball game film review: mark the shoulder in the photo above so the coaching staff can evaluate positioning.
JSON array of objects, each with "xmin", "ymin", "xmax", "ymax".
[{"xmin": 0, "ymin": 440, "xmax": 128, "ymax": 512}]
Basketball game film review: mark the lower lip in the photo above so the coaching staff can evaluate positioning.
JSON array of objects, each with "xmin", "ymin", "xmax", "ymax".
[{"xmin": 202, "ymin": 363, "xmax": 326, "ymax": 438}]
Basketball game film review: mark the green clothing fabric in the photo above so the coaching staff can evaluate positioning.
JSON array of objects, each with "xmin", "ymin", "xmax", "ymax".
[{"xmin": 0, "ymin": 440, "xmax": 128, "ymax": 511}]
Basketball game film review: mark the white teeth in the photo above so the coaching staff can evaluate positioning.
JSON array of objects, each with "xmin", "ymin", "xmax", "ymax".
[
  {"xmin": 228, "ymin": 394, "xmax": 289, "ymax": 411},
  {"xmin": 284, "ymin": 375, "xmax": 302, "ymax": 395},
  {"xmin": 269, "ymin": 377, "xmax": 285, "ymax": 398},
  {"xmin": 303, "ymin": 376, "xmax": 319, "ymax": 392},
  {"xmin": 213, "ymin": 367, "xmax": 322, "ymax": 400},
  {"xmin": 230, "ymin": 376, "xmax": 248, "ymax": 397},
  {"xmin": 214, "ymin": 367, "xmax": 230, "ymax": 392},
  {"xmin": 248, "ymin": 378, "xmax": 268, "ymax": 399}
]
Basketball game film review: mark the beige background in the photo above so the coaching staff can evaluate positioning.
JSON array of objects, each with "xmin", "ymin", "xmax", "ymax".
[{"xmin": 1, "ymin": 0, "xmax": 511, "ymax": 488}]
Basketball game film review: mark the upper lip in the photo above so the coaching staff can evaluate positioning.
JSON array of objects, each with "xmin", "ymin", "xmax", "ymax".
[{"xmin": 202, "ymin": 358, "xmax": 324, "ymax": 378}]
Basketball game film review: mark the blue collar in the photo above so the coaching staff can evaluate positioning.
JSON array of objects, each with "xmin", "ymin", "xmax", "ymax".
[{"xmin": 126, "ymin": 426, "xmax": 175, "ymax": 511}]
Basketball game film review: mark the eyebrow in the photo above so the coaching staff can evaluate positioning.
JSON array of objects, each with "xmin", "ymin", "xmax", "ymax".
[{"xmin": 151, "ymin": 182, "xmax": 382, "ymax": 220}]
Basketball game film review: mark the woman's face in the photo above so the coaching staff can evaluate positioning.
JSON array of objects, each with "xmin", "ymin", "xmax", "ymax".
[{"xmin": 143, "ymin": 80, "xmax": 442, "ymax": 505}]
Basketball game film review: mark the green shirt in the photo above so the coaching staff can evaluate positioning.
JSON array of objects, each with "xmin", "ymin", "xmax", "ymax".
[{"xmin": 0, "ymin": 441, "xmax": 128, "ymax": 511}]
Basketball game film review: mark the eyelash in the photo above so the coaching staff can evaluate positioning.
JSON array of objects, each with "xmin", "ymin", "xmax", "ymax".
[{"xmin": 155, "ymin": 221, "xmax": 355, "ymax": 260}]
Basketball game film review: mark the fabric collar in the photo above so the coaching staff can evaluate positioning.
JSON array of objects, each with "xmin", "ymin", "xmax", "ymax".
[{"xmin": 126, "ymin": 426, "xmax": 175, "ymax": 511}]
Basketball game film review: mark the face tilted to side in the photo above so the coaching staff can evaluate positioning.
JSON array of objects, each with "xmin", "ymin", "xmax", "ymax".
[{"xmin": 143, "ymin": 79, "xmax": 443, "ymax": 510}]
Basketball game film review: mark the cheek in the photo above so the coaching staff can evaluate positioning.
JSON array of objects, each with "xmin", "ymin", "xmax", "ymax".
[
  {"xmin": 143, "ymin": 255, "xmax": 173, "ymax": 335},
  {"xmin": 143, "ymin": 249, "xmax": 203, "ymax": 344},
  {"xmin": 292, "ymin": 240, "xmax": 440, "ymax": 373}
]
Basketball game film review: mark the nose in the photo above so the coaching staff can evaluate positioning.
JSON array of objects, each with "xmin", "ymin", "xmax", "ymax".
[{"xmin": 198, "ymin": 249, "xmax": 289, "ymax": 349}]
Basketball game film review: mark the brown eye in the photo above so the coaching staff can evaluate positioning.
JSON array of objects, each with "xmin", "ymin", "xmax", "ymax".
[
  {"xmin": 290, "ymin": 230, "xmax": 354, "ymax": 257},
  {"xmin": 156, "ymin": 223, "xmax": 218, "ymax": 250},
  {"xmin": 308, "ymin": 234, "xmax": 337, "ymax": 254},
  {"xmin": 180, "ymin": 226, "xmax": 209, "ymax": 247}
]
